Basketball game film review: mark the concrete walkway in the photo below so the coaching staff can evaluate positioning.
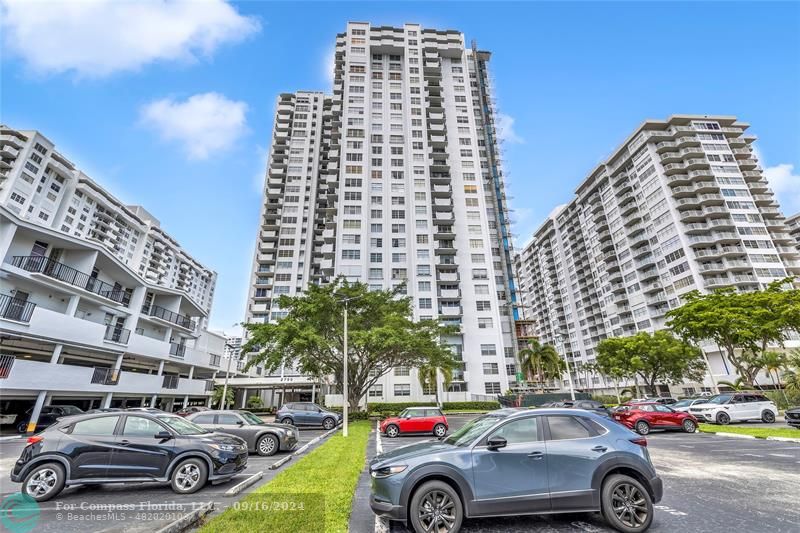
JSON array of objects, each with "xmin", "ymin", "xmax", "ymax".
[{"xmin": 349, "ymin": 425, "xmax": 379, "ymax": 533}]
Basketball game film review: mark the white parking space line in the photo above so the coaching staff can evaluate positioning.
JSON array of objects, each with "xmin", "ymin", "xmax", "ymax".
[
  {"xmin": 769, "ymin": 453, "xmax": 795, "ymax": 458},
  {"xmin": 678, "ymin": 444, "xmax": 694, "ymax": 448},
  {"xmin": 741, "ymin": 453, "xmax": 764, "ymax": 458}
]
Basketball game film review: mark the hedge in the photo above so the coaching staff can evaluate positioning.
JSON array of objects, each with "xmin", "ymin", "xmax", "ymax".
[{"xmin": 328, "ymin": 401, "xmax": 501, "ymax": 418}]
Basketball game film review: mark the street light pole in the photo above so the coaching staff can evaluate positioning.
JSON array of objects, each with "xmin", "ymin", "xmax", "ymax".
[
  {"xmin": 343, "ymin": 300, "xmax": 349, "ymax": 438},
  {"xmin": 556, "ymin": 333, "xmax": 576, "ymax": 401},
  {"xmin": 221, "ymin": 351, "xmax": 233, "ymax": 410}
]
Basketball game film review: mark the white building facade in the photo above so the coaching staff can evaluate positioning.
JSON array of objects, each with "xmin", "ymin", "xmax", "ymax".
[
  {"xmin": 515, "ymin": 115, "xmax": 800, "ymax": 397},
  {"xmin": 244, "ymin": 23, "xmax": 519, "ymax": 404},
  {"xmin": 0, "ymin": 126, "xmax": 226, "ymax": 429}
]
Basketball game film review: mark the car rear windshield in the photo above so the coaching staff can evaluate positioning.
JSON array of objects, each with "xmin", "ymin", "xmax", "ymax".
[
  {"xmin": 156, "ymin": 415, "xmax": 208, "ymax": 435},
  {"xmin": 240, "ymin": 411, "xmax": 264, "ymax": 425},
  {"xmin": 443, "ymin": 414, "xmax": 504, "ymax": 447}
]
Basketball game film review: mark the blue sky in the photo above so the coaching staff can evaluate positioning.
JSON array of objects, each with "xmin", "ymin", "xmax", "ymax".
[{"xmin": 2, "ymin": 1, "xmax": 799, "ymax": 333}]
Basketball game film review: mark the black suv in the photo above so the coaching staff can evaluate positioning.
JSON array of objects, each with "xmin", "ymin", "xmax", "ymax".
[{"xmin": 11, "ymin": 412, "xmax": 248, "ymax": 502}]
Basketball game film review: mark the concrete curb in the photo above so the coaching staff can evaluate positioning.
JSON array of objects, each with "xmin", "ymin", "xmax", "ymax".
[
  {"xmin": 712, "ymin": 432, "xmax": 757, "ymax": 439},
  {"xmin": 375, "ymin": 420, "xmax": 383, "ymax": 454},
  {"xmin": 374, "ymin": 421, "xmax": 388, "ymax": 533},
  {"xmin": 293, "ymin": 425, "xmax": 340, "ymax": 456},
  {"xmin": 224, "ymin": 471, "xmax": 263, "ymax": 497},
  {"xmin": 155, "ymin": 501, "xmax": 214, "ymax": 533},
  {"xmin": 269, "ymin": 454, "xmax": 293, "ymax": 470},
  {"xmin": 766, "ymin": 436, "xmax": 800, "ymax": 443}
]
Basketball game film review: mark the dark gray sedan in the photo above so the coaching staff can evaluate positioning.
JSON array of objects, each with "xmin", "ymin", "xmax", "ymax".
[{"xmin": 187, "ymin": 410, "xmax": 298, "ymax": 456}]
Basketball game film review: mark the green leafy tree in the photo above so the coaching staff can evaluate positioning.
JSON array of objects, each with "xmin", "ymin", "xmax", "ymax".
[
  {"xmin": 718, "ymin": 377, "xmax": 747, "ymax": 391},
  {"xmin": 518, "ymin": 340, "xmax": 564, "ymax": 392},
  {"xmin": 243, "ymin": 278, "xmax": 457, "ymax": 412},
  {"xmin": 596, "ymin": 331, "xmax": 706, "ymax": 396},
  {"xmin": 761, "ymin": 351, "xmax": 789, "ymax": 402},
  {"xmin": 667, "ymin": 278, "xmax": 800, "ymax": 386},
  {"xmin": 212, "ymin": 386, "xmax": 234, "ymax": 409}
]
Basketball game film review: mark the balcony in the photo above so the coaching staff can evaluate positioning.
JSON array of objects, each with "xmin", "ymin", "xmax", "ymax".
[
  {"xmin": 142, "ymin": 303, "xmax": 196, "ymax": 331},
  {"xmin": 0, "ymin": 293, "xmax": 36, "ymax": 323},
  {"xmin": 91, "ymin": 367, "xmax": 119, "ymax": 385},
  {"xmin": 104, "ymin": 325, "xmax": 131, "ymax": 344},
  {"xmin": 11, "ymin": 256, "xmax": 131, "ymax": 307},
  {"xmin": 0, "ymin": 354, "xmax": 15, "ymax": 379}
]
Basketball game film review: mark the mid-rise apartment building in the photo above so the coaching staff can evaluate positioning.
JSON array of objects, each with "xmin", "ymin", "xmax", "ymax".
[
  {"xmin": 786, "ymin": 213, "xmax": 800, "ymax": 252},
  {"xmin": 0, "ymin": 126, "xmax": 226, "ymax": 429},
  {"xmin": 243, "ymin": 23, "xmax": 518, "ymax": 404},
  {"xmin": 515, "ymin": 115, "xmax": 800, "ymax": 396}
]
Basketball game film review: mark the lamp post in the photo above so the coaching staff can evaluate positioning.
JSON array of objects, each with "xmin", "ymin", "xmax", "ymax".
[
  {"xmin": 220, "ymin": 324, "xmax": 241, "ymax": 411},
  {"xmin": 555, "ymin": 331, "xmax": 576, "ymax": 401},
  {"xmin": 336, "ymin": 295, "xmax": 364, "ymax": 438}
]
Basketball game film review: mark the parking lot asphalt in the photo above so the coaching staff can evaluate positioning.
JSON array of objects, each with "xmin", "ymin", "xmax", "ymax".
[
  {"xmin": 0, "ymin": 426, "xmax": 330, "ymax": 533},
  {"xmin": 359, "ymin": 415, "xmax": 800, "ymax": 533}
]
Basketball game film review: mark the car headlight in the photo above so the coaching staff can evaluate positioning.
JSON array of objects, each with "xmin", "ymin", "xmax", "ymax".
[
  {"xmin": 286, "ymin": 430, "xmax": 294, "ymax": 437},
  {"xmin": 210, "ymin": 443, "xmax": 242, "ymax": 452},
  {"xmin": 371, "ymin": 465, "xmax": 407, "ymax": 478}
]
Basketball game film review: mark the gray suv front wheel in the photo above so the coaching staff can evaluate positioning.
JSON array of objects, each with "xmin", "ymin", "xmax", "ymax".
[
  {"xmin": 601, "ymin": 474, "xmax": 654, "ymax": 533},
  {"xmin": 409, "ymin": 480, "xmax": 463, "ymax": 533}
]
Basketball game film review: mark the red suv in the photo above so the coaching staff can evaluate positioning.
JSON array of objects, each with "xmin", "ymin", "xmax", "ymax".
[
  {"xmin": 614, "ymin": 402, "xmax": 698, "ymax": 435},
  {"xmin": 380, "ymin": 407, "xmax": 448, "ymax": 438}
]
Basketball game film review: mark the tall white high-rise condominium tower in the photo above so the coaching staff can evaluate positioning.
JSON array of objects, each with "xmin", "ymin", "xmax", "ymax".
[
  {"xmin": 244, "ymin": 23, "xmax": 518, "ymax": 404},
  {"xmin": 515, "ymin": 115, "xmax": 800, "ymax": 397}
]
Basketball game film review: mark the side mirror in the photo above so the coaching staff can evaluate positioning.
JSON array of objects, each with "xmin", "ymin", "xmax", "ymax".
[
  {"xmin": 487, "ymin": 436, "xmax": 507, "ymax": 450},
  {"xmin": 154, "ymin": 431, "xmax": 173, "ymax": 440},
  {"xmin": 404, "ymin": 414, "xmax": 412, "ymax": 419},
  {"xmin": 237, "ymin": 420, "xmax": 245, "ymax": 426}
]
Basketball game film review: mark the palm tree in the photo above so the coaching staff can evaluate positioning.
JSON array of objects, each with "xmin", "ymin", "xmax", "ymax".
[
  {"xmin": 718, "ymin": 377, "xmax": 747, "ymax": 391},
  {"xmin": 519, "ymin": 340, "xmax": 563, "ymax": 393},
  {"xmin": 761, "ymin": 351, "xmax": 789, "ymax": 403},
  {"xmin": 418, "ymin": 363, "xmax": 453, "ymax": 406}
]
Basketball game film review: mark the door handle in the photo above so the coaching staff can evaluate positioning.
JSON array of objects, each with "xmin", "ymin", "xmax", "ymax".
[
  {"xmin": 527, "ymin": 451, "xmax": 544, "ymax": 460},
  {"xmin": 591, "ymin": 445, "xmax": 608, "ymax": 453}
]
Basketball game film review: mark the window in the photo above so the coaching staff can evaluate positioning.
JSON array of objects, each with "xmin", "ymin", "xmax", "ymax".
[
  {"xmin": 72, "ymin": 416, "xmax": 119, "ymax": 435},
  {"xmin": 394, "ymin": 366, "xmax": 410, "ymax": 376},
  {"xmin": 478, "ymin": 317, "xmax": 493, "ymax": 329},
  {"xmin": 218, "ymin": 414, "xmax": 242, "ymax": 425},
  {"xmin": 488, "ymin": 417, "xmax": 539, "ymax": 444},
  {"xmin": 480, "ymin": 344, "xmax": 497, "ymax": 356},
  {"xmin": 369, "ymin": 385, "xmax": 383, "ymax": 398},
  {"xmin": 546, "ymin": 416, "xmax": 593, "ymax": 440},
  {"xmin": 482, "ymin": 363, "xmax": 499, "ymax": 375},
  {"xmin": 122, "ymin": 416, "xmax": 164, "ymax": 436},
  {"xmin": 394, "ymin": 384, "xmax": 411, "ymax": 397},
  {"xmin": 476, "ymin": 301, "xmax": 491, "ymax": 311},
  {"xmin": 484, "ymin": 382, "xmax": 501, "ymax": 394},
  {"xmin": 193, "ymin": 414, "xmax": 215, "ymax": 424}
]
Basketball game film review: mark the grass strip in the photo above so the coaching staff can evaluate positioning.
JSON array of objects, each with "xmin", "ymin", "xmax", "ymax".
[
  {"xmin": 201, "ymin": 421, "xmax": 370, "ymax": 533},
  {"xmin": 698, "ymin": 423, "xmax": 800, "ymax": 439}
]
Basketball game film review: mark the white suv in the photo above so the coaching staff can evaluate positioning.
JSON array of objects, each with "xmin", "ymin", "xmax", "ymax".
[{"xmin": 689, "ymin": 392, "xmax": 778, "ymax": 425}]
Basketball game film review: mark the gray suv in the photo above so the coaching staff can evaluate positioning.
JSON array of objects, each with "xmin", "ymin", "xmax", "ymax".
[
  {"xmin": 276, "ymin": 402, "xmax": 341, "ymax": 430},
  {"xmin": 370, "ymin": 408, "xmax": 663, "ymax": 533},
  {"xmin": 187, "ymin": 410, "xmax": 298, "ymax": 456}
]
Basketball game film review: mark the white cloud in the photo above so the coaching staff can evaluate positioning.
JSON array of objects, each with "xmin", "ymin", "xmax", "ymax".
[
  {"xmin": 139, "ymin": 92, "xmax": 248, "ymax": 160},
  {"xmin": 764, "ymin": 163, "xmax": 800, "ymax": 214},
  {"xmin": 495, "ymin": 113, "xmax": 524, "ymax": 144},
  {"xmin": 0, "ymin": 0, "xmax": 260, "ymax": 77},
  {"xmin": 323, "ymin": 45, "xmax": 336, "ymax": 87}
]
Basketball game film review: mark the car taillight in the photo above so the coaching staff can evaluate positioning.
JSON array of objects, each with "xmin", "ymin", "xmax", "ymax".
[
  {"xmin": 630, "ymin": 436, "xmax": 648, "ymax": 447},
  {"xmin": 27, "ymin": 435, "xmax": 43, "ymax": 445}
]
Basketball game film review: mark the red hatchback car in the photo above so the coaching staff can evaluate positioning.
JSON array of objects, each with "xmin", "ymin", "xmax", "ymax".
[
  {"xmin": 614, "ymin": 402, "xmax": 698, "ymax": 435},
  {"xmin": 380, "ymin": 407, "xmax": 448, "ymax": 438}
]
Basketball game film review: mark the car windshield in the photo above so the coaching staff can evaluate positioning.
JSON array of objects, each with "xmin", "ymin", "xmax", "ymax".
[
  {"xmin": 702, "ymin": 394, "xmax": 731, "ymax": 405},
  {"xmin": 60, "ymin": 406, "xmax": 84, "ymax": 415},
  {"xmin": 240, "ymin": 411, "xmax": 265, "ymax": 425},
  {"xmin": 673, "ymin": 399, "xmax": 693, "ymax": 407},
  {"xmin": 398, "ymin": 409, "xmax": 410, "ymax": 418},
  {"xmin": 442, "ymin": 414, "xmax": 503, "ymax": 447},
  {"xmin": 156, "ymin": 415, "xmax": 208, "ymax": 435}
]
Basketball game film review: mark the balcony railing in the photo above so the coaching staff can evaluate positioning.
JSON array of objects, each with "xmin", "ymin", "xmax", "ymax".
[
  {"xmin": 141, "ymin": 303, "xmax": 195, "ymax": 330},
  {"xmin": 0, "ymin": 354, "xmax": 15, "ymax": 379},
  {"xmin": 205, "ymin": 380, "xmax": 215, "ymax": 392},
  {"xmin": 0, "ymin": 293, "xmax": 36, "ymax": 323},
  {"xmin": 91, "ymin": 367, "xmax": 119, "ymax": 385},
  {"xmin": 169, "ymin": 343, "xmax": 186, "ymax": 359},
  {"xmin": 11, "ymin": 256, "xmax": 131, "ymax": 307},
  {"xmin": 104, "ymin": 325, "xmax": 131, "ymax": 344},
  {"xmin": 162, "ymin": 375, "xmax": 179, "ymax": 389}
]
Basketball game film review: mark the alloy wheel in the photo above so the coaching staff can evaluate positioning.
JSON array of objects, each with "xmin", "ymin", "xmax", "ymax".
[
  {"xmin": 175, "ymin": 463, "xmax": 201, "ymax": 490},
  {"xmin": 418, "ymin": 489, "xmax": 457, "ymax": 532},
  {"xmin": 323, "ymin": 418, "xmax": 335, "ymax": 430},
  {"xmin": 386, "ymin": 425, "xmax": 398, "ymax": 438},
  {"xmin": 434, "ymin": 424, "xmax": 446, "ymax": 437},
  {"xmin": 683, "ymin": 419, "xmax": 696, "ymax": 433},
  {"xmin": 26, "ymin": 468, "xmax": 58, "ymax": 497},
  {"xmin": 636, "ymin": 421, "xmax": 650, "ymax": 435},
  {"xmin": 611, "ymin": 483, "xmax": 649, "ymax": 529},
  {"xmin": 259, "ymin": 436, "xmax": 276, "ymax": 455}
]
